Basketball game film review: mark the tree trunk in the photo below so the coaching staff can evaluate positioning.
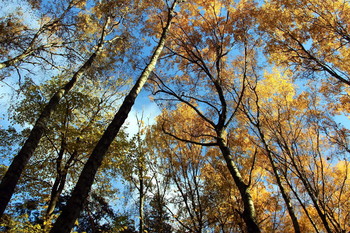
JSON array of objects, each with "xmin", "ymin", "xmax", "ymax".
[
  {"xmin": 44, "ymin": 136, "xmax": 68, "ymax": 228},
  {"xmin": 49, "ymin": 3, "xmax": 177, "ymax": 232},
  {"xmin": 0, "ymin": 18, "xmax": 108, "ymax": 217},
  {"xmin": 44, "ymin": 147, "xmax": 78, "ymax": 230},
  {"xmin": 139, "ymin": 173, "xmax": 145, "ymax": 233},
  {"xmin": 258, "ymin": 129, "xmax": 301, "ymax": 233},
  {"xmin": 216, "ymin": 137, "xmax": 261, "ymax": 233}
]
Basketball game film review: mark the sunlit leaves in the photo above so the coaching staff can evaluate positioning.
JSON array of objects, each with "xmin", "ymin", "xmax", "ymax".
[
  {"xmin": 259, "ymin": 0, "xmax": 350, "ymax": 86},
  {"xmin": 1, "ymin": 0, "xmax": 350, "ymax": 231}
]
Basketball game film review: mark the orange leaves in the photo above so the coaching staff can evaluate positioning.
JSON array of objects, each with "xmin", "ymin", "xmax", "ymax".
[
  {"xmin": 158, "ymin": 102, "xmax": 215, "ymax": 143},
  {"xmin": 168, "ymin": 0, "xmax": 257, "ymax": 67},
  {"xmin": 259, "ymin": 0, "xmax": 350, "ymax": 88},
  {"xmin": 74, "ymin": 0, "xmax": 87, "ymax": 9},
  {"xmin": 91, "ymin": 0, "xmax": 129, "ymax": 19}
]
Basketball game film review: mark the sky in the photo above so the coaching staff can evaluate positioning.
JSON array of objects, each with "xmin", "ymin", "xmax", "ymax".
[{"xmin": 124, "ymin": 90, "xmax": 161, "ymax": 137}]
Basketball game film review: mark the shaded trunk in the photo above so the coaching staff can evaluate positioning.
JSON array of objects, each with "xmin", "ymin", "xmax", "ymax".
[
  {"xmin": 217, "ymin": 137, "xmax": 260, "ymax": 233},
  {"xmin": 266, "ymin": 157, "xmax": 300, "ymax": 233},
  {"xmin": 44, "ymin": 173, "xmax": 67, "ymax": 227},
  {"xmin": 0, "ymin": 18, "xmax": 109, "ymax": 217},
  {"xmin": 284, "ymin": 148, "xmax": 333, "ymax": 233},
  {"xmin": 44, "ymin": 137, "xmax": 68, "ymax": 226},
  {"xmin": 139, "ymin": 173, "xmax": 145, "ymax": 233},
  {"xmin": 49, "ymin": 4, "xmax": 177, "ymax": 232},
  {"xmin": 44, "ymin": 140, "xmax": 79, "ymax": 229},
  {"xmin": 0, "ymin": 52, "xmax": 36, "ymax": 70},
  {"xmin": 0, "ymin": 52, "xmax": 97, "ymax": 217},
  {"xmin": 258, "ymin": 130, "xmax": 301, "ymax": 233}
]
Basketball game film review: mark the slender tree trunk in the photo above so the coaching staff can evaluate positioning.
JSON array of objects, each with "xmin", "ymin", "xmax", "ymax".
[
  {"xmin": 267, "ymin": 156, "xmax": 301, "ymax": 233},
  {"xmin": 0, "ymin": 19, "xmax": 109, "ymax": 217},
  {"xmin": 49, "ymin": 3, "xmax": 178, "ymax": 232},
  {"xmin": 287, "ymin": 150, "xmax": 333, "ymax": 233},
  {"xmin": 257, "ymin": 129, "xmax": 301, "ymax": 233},
  {"xmin": 216, "ymin": 136, "xmax": 260, "ymax": 233},
  {"xmin": 283, "ymin": 168, "xmax": 320, "ymax": 233},
  {"xmin": 0, "ymin": 52, "xmax": 36, "ymax": 70},
  {"xmin": 44, "ymin": 136, "xmax": 67, "ymax": 227},
  {"xmin": 44, "ymin": 148, "xmax": 78, "ymax": 230},
  {"xmin": 43, "ymin": 174, "xmax": 67, "ymax": 229},
  {"xmin": 45, "ymin": 177, "xmax": 64, "ymax": 219},
  {"xmin": 139, "ymin": 172, "xmax": 145, "ymax": 233}
]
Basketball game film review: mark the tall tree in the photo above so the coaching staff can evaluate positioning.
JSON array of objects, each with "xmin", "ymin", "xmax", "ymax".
[
  {"xmin": 150, "ymin": 0, "xmax": 261, "ymax": 231},
  {"xmin": 0, "ymin": 13, "xmax": 116, "ymax": 217},
  {"xmin": 49, "ymin": 1, "xmax": 180, "ymax": 232}
]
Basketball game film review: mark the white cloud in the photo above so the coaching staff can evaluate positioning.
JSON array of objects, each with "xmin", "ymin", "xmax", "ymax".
[{"xmin": 124, "ymin": 96, "xmax": 161, "ymax": 137}]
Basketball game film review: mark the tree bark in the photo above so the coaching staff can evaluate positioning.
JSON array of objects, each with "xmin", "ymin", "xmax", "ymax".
[
  {"xmin": 49, "ymin": 3, "xmax": 178, "ymax": 232},
  {"xmin": 44, "ymin": 136, "xmax": 68, "ymax": 226},
  {"xmin": 139, "ymin": 169, "xmax": 145, "ymax": 233},
  {"xmin": 216, "ymin": 136, "xmax": 260, "ymax": 233},
  {"xmin": 0, "ymin": 18, "xmax": 108, "ymax": 217},
  {"xmin": 44, "ymin": 149, "xmax": 78, "ymax": 229},
  {"xmin": 259, "ymin": 134, "xmax": 301, "ymax": 233}
]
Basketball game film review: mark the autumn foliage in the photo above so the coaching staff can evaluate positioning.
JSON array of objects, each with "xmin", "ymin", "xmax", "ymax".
[{"xmin": 0, "ymin": 0, "xmax": 349, "ymax": 232}]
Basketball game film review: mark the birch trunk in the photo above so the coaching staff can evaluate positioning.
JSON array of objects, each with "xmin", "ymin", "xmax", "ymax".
[
  {"xmin": 49, "ymin": 3, "xmax": 178, "ymax": 232},
  {"xmin": 217, "ymin": 137, "xmax": 261, "ymax": 233}
]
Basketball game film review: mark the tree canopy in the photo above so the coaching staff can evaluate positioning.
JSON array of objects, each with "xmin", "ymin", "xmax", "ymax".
[{"xmin": 0, "ymin": 0, "xmax": 349, "ymax": 232}]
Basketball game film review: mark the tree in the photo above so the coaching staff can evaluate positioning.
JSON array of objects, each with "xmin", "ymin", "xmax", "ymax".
[
  {"xmin": 0, "ymin": 14, "xmax": 115, "ymax": 217},
  {"xmin": 150, "ymin": 0, "xmax": 262, "ymax": 231},
  {"xmin": 0, "ymin": 0, "xmax": 135, "ymax": 216},
  {"xmin": 6, "ymin": 73, "xmax": 126, "ymax": 229},
  {"xmin": 49, "ymin": 1, "xmax": 180, "ymax": 232}
]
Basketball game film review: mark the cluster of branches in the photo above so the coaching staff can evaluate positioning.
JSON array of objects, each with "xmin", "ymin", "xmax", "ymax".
[{"xmin": 0, "ymin": 0, "xmax": 349, "ymax": 232}]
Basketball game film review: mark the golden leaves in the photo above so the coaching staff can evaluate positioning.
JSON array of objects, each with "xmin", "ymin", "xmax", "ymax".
[
  {"xmin": 259, "ymin": 0, "xmax": 350, "ymax": 86},
  {"xmin": 159, "ymin": 102, "xmax": 214, "ymax": 143},
  {"xmin": 76, "ymin": 12, "xmax": 99, "ymax": 37},
  {"xmin": 257, "ymin": 68, "xmax": 295, "ymax": 103}
]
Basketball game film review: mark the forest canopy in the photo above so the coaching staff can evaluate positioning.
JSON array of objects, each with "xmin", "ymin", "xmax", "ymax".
[{"xmin": 0, "ymin": 0, "xmax": 349, "ymax": 232}]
